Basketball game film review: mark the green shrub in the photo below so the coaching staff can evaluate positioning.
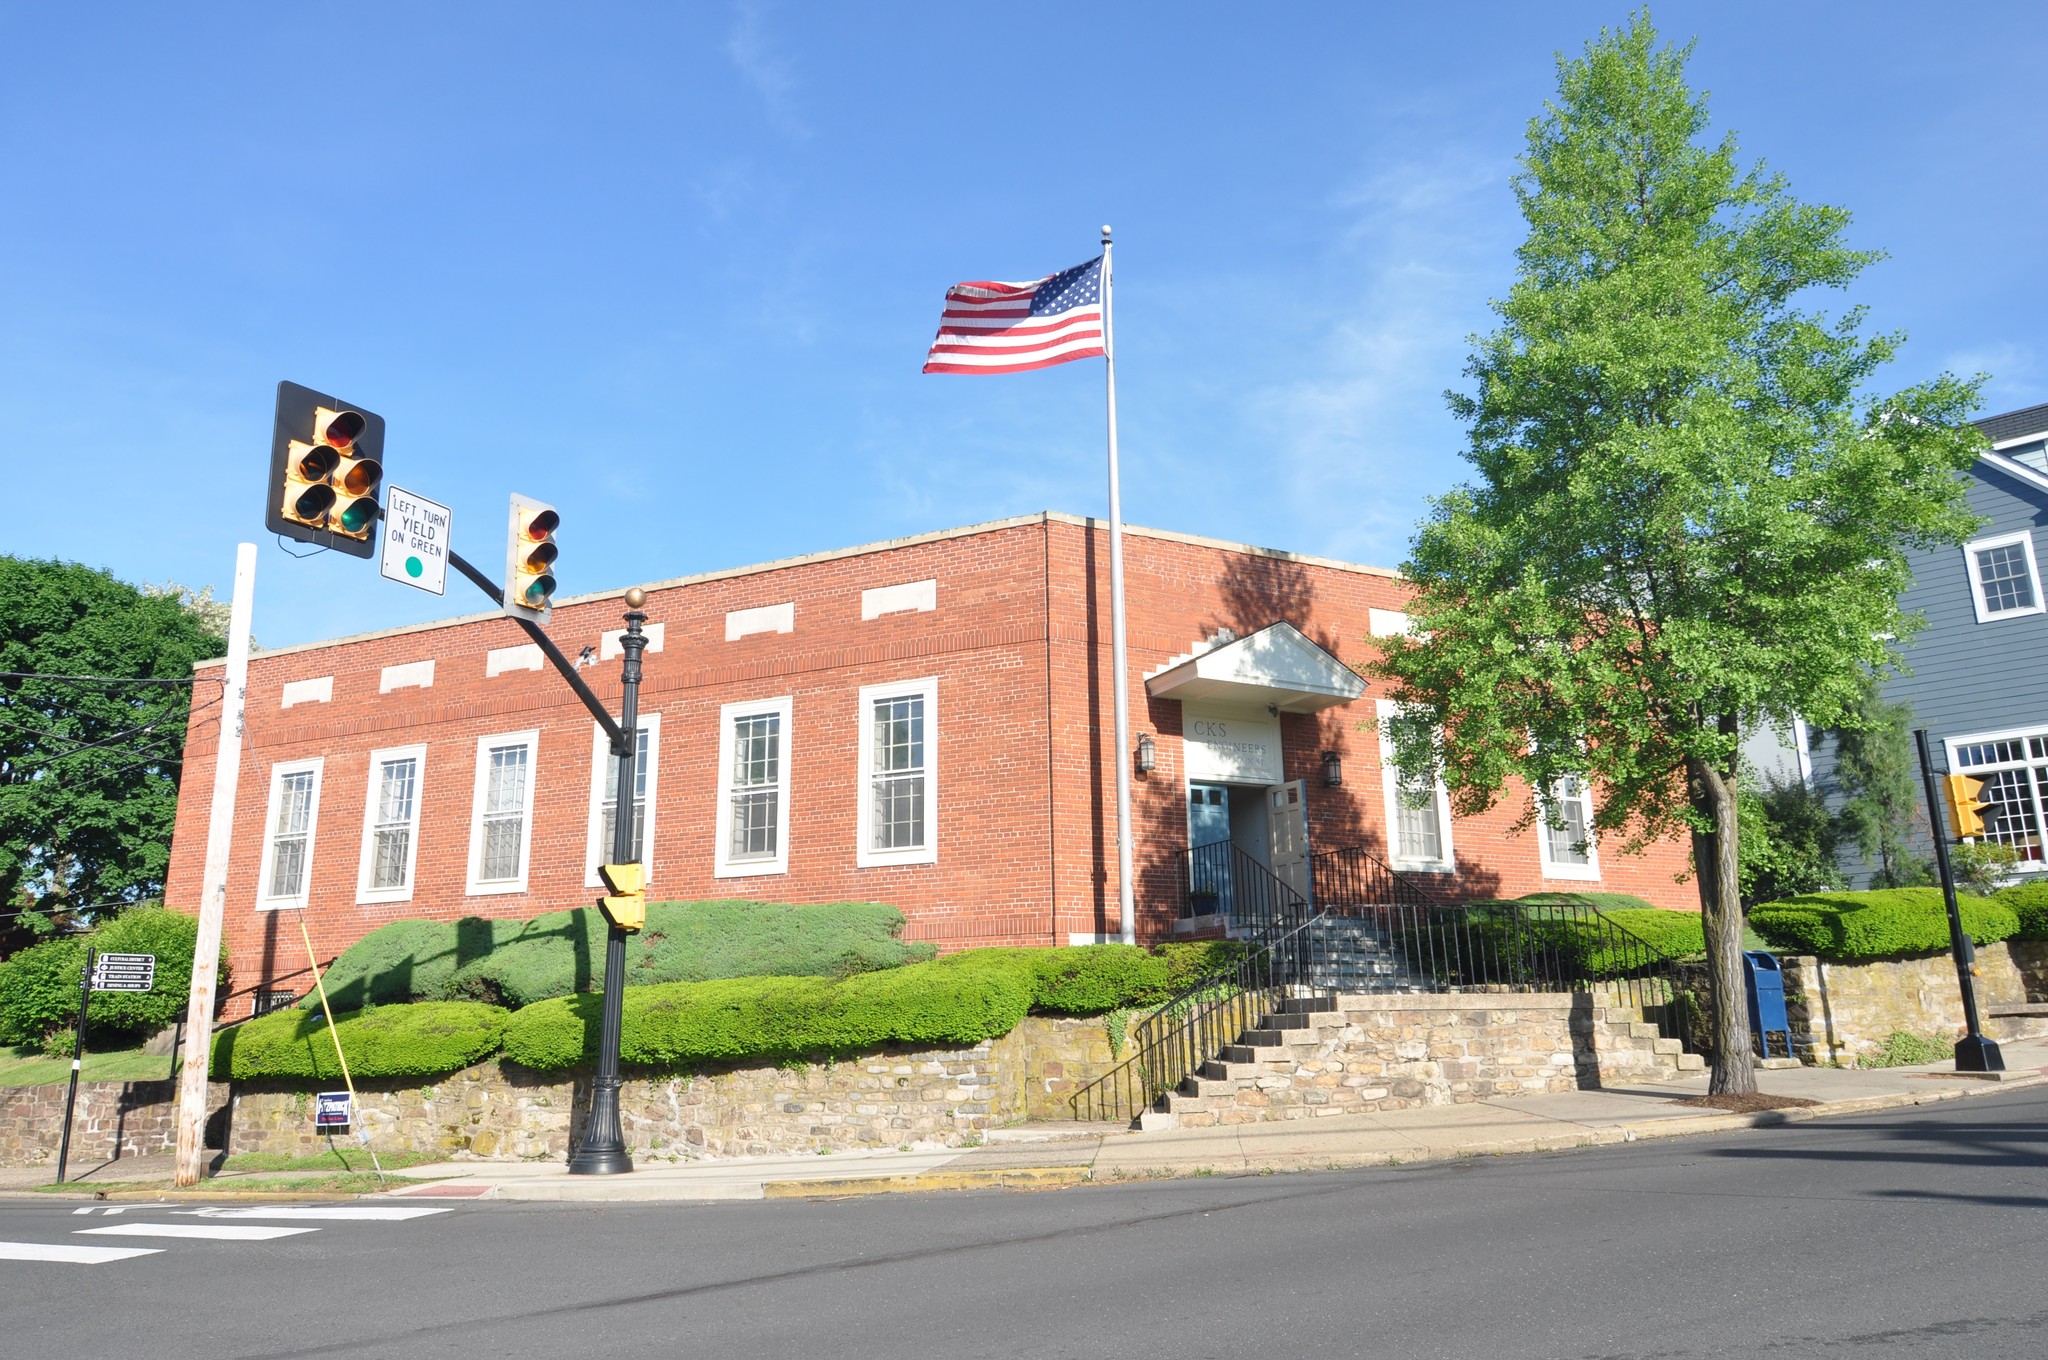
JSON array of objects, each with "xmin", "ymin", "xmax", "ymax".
[
  {"xmin": 1996, "ymin": 881, "xmax": 2048, "ymax": 940},
  {"xmin": 213, "ymin": 1002, "xmax": 510, "ymax": 1081},
  {"xmin": 312, "ymin": 901, "xmax": 935, "ymax": 1011},
  {"xmin": 0, "ymin": 937, "xmax": 87, "ymax": 1049},
  {"xmin": 0, "ymin": 909, "xmax": 225, "ymax": 1050},
  {"xmin": 1750, "ymin": 888, "xmax": 2019, "ymax": 960},
  {"xmin": 1602, "ymin": 909, "xmax": 1707, "ymax": 961},
  {"xmin": 502, "ymin": 956, "xmax": 1034, "ymax": 1072},
  {"xmin": 78, "ymin": 908, "xmax": 219, "ymax": 1038},
  {"xmin": 1517, "ymin": 891, "xmax": 1661, "ymax": 914},
  {"xmin": 1153, "ymin": 940, "xmax": 1246, "ymax": 992},
  {"xmin": 1862, "ymin": 1031, "xmax": 1952, "ymax": 1068}
]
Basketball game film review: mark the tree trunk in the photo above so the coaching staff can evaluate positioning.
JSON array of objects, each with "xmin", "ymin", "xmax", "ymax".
[{"xmin": 1688, "ymin": 756, "xmax": 1757, "ymax": 1095}]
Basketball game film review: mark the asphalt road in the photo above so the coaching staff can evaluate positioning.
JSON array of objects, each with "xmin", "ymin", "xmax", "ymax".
[{"xmin": 6, "ymin": 1086, "xmax": 2047, "ymax": 1360}]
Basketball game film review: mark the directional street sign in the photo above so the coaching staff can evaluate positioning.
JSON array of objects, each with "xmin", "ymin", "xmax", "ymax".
[
  {"xmin": 91, "ymin": 953, "xmax": 156, "ymax": 993},
  {"xmin": 379, "ymin": 486, "xmax": 452, "ymax": 596}
]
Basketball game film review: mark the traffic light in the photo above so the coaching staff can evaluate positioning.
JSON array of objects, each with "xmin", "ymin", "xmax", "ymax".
[
  {"xmin": 265, "ymin": 382, "xmax": 386, "ymax": 558},
  {"xmin": 504, "ymin": 494, "xmax": 560, "ymax": 623},
  {"xmin": 1945, "ymin": 773, "xmax": 1995, "ymax": 839},
  {"xmin": 597, "ymin": 862, "xmax": 645, "ymax": 932}
]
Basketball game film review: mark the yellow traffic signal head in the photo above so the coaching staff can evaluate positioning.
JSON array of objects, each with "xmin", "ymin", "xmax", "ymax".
[
  {"xmin": 597, "ymin": 862, "xmax": 645, "ymax": 932},
  {"xmin": 265, "ymin": 383, "xmax": 385, "ymax": 558},
  {"xmin": 1945, "ymin": 773, "xmax": 1992, "ymax": 839},
  {"xmin": 504, "ymin": 494, "xmax": 561, "ymax": 623}
]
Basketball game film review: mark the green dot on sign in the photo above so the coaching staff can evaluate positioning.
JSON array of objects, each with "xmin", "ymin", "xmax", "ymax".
[{"xmin": 405, "ymin": 556, "xmax": 423, "ymax": 578}]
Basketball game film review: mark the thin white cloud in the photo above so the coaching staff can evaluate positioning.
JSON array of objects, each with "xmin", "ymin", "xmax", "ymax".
[
  {"xmin": 726, "ymin": 0, "xmax": 808, "ymax": 141},
  {"xmin": 1942, "ymin": 341, "xmax": 2039, "ymax": 412}
]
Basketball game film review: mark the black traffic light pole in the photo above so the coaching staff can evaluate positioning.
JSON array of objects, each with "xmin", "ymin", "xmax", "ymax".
[
  {"xmin": 1913, "ymin": 727, "xmax": 2005, "ymax": 1073},
  {"xmin": 447, "ymin": 548, "xmax": 642, "ymax": 1173}
]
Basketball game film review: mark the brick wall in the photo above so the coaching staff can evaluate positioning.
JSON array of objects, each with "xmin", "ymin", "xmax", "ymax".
[{"xmin": 164, "ymin": 512, "xmax": 1696, "ymax": 1010}]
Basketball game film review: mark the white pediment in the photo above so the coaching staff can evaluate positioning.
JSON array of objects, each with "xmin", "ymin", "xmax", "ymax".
[{"xmin": 1144, "ymin": 620, "xmax": 1366, "ymax": 714}]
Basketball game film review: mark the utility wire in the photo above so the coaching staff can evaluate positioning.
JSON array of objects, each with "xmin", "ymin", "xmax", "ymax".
[{"xmin": 0, "ymin": 672, "xmax": 213, "ymax": 687}]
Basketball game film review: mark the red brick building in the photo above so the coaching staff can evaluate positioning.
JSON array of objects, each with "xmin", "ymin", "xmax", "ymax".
[{"xmin": 163, "ymin": 512, "xmax": 1691, "ymax": 1014}]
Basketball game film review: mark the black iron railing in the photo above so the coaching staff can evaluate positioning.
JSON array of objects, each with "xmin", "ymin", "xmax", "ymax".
[
  {"xmin": 1182, "ymin": 840, "xmax": 1314, "ymax": 937},
  {"xmin": 1073, "ymin": 843, "xmax": 1700, "ymax": 1124}
]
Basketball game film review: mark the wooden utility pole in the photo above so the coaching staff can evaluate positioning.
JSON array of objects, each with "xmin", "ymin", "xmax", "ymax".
[{"xmin": 173, "ymin": 542, "xmax": 256, "ymax": 1186}]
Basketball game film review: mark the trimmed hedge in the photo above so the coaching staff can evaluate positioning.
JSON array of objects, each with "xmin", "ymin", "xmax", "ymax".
[
  {"xmin": 0, "ymin": 908, "xmax": 224, "ymax": 1051},
  {"xmin": 1517, "ymin": 891, "xmax": 1662, "ymax": 914},
  {"xmin": 212, "ymin": 1002, "xmax": 510, "ymax": 1081},
  {"xmin": 313, "ymin": 901, "xmax": 936, "ymax": 1011},
  {"xmin": 1602, "ymin": 909, "xmax": 1706, "ymax": 961},
  {"xmin": 1995, "ymin": 881, "xmax": 2048, "ymax": 940},
  {"xmin": 1749, "ymin": 888, "xmax": 2019, "ymax": 960}
]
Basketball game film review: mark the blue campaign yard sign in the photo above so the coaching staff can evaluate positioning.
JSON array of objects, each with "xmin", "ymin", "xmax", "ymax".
[{"xmin": 314, "ymin": 1091, "xmax": 352, "ymax": 1130}]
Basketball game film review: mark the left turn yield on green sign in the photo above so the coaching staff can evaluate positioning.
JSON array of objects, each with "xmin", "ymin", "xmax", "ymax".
[{"xmin": 379, "ymin": 486, "xmax": 452, "ymax": 595}]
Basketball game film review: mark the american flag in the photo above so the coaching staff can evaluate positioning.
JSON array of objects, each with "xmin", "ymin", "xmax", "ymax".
[{"xmin": 922, "ymin": 256, "xmax": 1105, "ymax": 374}]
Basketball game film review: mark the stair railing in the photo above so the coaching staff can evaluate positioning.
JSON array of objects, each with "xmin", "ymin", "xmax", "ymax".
[
  {"xmin": 1182, "ymin": 840, "xmax": 1315, "ymax": 938},
  {"xmin": 1068, "ymin": 910, "xmax": 1322, "ymax": 1125}
]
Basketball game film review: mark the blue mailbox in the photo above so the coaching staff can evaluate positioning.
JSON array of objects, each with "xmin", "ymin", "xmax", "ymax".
[{"xmin": 1743, "ymin": 950, "xmax": 1793, "ymax": 1060}]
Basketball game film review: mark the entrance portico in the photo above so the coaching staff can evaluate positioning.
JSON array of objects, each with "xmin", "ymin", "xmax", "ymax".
[{"xmin": 1144, "ymin": 622, "xmax": 1367, "ymax": 913}]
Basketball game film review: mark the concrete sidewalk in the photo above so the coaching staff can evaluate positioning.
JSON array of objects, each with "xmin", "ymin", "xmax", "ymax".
[{"xmin": 366, "ymin": 1038, "xmax": 2048, "ymax": 1202}]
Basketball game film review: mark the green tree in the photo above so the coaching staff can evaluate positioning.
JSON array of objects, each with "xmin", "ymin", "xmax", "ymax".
[
  {"xmin": 1738, "ymin": 774, "xmax": 1841, "ymax": 906},
  {"xmin": 1373, "ymin": 14, "xmax": 1985, "ymax": 1093},
  {"xmin": 1830, "ymin": 671, "xmax": 1931, "ymax": 889},
  {"xmin": 0, "ymin": 557, "xmax": 226, "ymax": 938}
]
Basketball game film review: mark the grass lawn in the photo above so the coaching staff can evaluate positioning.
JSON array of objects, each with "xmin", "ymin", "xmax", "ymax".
[
  {"xmin": 34, "ymin": 1171, "xmax": 421, "ymax": 1196},
  {"xmin": 0, "ymin": 1044, "xmax": 174, "ymax": 1087},
  {"xmin": 218, "ymin": 1146, "xmax": 448, "ymax": 1173}
]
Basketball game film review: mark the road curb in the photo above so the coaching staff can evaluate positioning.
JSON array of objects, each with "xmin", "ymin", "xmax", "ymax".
[{"xmin": 762, "ymin": 1166, "xmax": 1092, "ymax": 1198}]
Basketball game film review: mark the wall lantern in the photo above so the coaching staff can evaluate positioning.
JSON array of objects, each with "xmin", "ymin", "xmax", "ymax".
[
  {"xmin": 1136, "ymin": 733, "xmax": 1157, "ymax": 775},
  {"xmin": 1321, "ymin": 749, "xmax": 1343, "ymax": 788}
]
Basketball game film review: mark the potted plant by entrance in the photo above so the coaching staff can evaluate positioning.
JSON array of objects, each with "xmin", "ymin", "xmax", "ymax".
[{"xmin": 1188, "ymin": 886, "xmax": 1222, "ymax": 916}]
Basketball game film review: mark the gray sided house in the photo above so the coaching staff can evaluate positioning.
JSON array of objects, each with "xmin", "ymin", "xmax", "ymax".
[{"xmin": 1810, "ymin": 401, "xmax": 2048, "ymax": 887}]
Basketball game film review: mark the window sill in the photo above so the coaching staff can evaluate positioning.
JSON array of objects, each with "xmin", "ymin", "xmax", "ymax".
[
  {"xmin": 255, "ymin": 898, "xmax": 308, "ymax": 913},
  {"xmin": 714, "ymin": 859, "xmax": 787, "ymax": 879},
  {"xmin": 1539, "ymin": 864, "xmax": 1602, "ymax": 882},
  {"xmin": 1978, "ymin": 606, "xmax": 2046, "ymax": 622},
  {"xmin": 856, "ymin": 849, "xmax": 938, "ymax": 869},
  {"xmin": 355, "ymin": 887, "xmax": 417, "ymax": 907},
  {"xmin": 464, "ymin": 880, "xmax": 530, "ymax": 897},
  {"xmin": 1389, "ymin": 860, "xmax": 1455, "ymax": 876}
]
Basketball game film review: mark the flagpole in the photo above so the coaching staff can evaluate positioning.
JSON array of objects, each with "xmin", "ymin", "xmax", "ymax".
[{"xmin": 1101, "ymin": 225, "xmax": 1136, "ymax": 946}]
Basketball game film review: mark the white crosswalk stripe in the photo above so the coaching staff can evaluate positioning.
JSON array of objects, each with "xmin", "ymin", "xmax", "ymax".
[
  {"xmin": 0, "ymin": 1241, "xmax": 162, "ymax": 1264},
  {"xmin": 79, "ymin": 1223, "xmax": 319, "ymax": 1241},
  {"xmin": 2, "ymin": 1200, "xmax": 455, "ymax": 1266}
]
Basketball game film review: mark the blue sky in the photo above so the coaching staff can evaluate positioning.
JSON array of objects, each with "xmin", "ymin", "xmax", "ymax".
[{"xmin": 5, "ymin": 3, "xmax": 2045, "ymax": 650}]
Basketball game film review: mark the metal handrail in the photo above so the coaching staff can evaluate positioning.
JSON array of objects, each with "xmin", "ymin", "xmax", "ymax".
[{"xmin": 1181, "ymin": 840, "xmax": 1314, "ymax": 936}]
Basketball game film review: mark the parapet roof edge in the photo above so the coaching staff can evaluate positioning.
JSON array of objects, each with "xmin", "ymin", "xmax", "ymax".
[{"xmin": 194, "ymin": 510, "xmax": 1404, "ymax": 669}]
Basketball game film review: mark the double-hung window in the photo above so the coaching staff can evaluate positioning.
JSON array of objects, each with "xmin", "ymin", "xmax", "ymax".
[
  {"xmin": 357, "ymin": 744, "xmax": 426, "ymax": 904},
  {"xmin": 466, "ymin": 731, "xmax": 539, "ymax": 895},
  {"xmin": 1537, "ymin": 773, "xmax": 1600, "ymax": 880},
  {"xmin": 1966, "ymin": 531, "xmax": 2045, "ymax": 622},
  {"xmin": 716, "ymin": 698, "xmax": 791, "ymax": 877},
  {"xmin": 257, "ymin": 758, "xmax": 324, "ymax": 910},
  {"xmin": 857, "ymin": 678, "xmax": 937, "ymax": 867},
  {"xmin": 586, "ymin": 715, "xmax": 661, "ymax": 885},
  {"xmin": 1376, "ymin": 699, "xmax": 1454, "ymax": 873}
]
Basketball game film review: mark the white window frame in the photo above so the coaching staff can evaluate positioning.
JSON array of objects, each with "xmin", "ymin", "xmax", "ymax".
[
  {"xmin": 857, "ymin": 677, "xmax": 938, "ymax": 868},
  {"xmin": 1965, "ymin": 530, "xmax": 2045, "ymax": 623},
  {"xmin": 355, "ymin": 744, "xmax": 427, "ymax": 905},
  {"xmin": 1376, "ymin": 699, "xmax": 1455, "ymax": 874},
  {"xmin": 714, "ymin": 696, "xmax": 792, "ymax": 878},
  {"xmin": 256, "ymin": 757, "xmax": 325, "ymax": 911},
  {"xmin": 465, "ymin": 730, "xmax": 539, "ymax": 896},
  {"xmin": 1535, "ymin": 774, "xmax": 1601, "ymax": 881},
  {"xmin": 584, "ymin": 713, "xmax": 662, "ymax": 888}
]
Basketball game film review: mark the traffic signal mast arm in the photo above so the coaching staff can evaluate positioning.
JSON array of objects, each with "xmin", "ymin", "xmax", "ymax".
[{"xmin": 446, "ymin": 547, "xmax": 631, "ymax": 755}]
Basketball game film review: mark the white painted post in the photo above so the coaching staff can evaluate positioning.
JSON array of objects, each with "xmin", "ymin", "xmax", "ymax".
[
  {"xmin": 1101, "ymin": 225, "xmax": 1136, "ymax": 947},
  {"xmin": 173, "ymin": 543, "xmax": 256, "ymax": 1186}
]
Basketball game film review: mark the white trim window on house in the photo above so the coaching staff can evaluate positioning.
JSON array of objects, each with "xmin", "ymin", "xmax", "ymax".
[
  {"xmin": 1375, "ymin": 699, "xmax": 1454, "ymax": 873},
  {"xmin": 586, "ymin": 715, "xmax": 661, "ymax": 886},
  {"xmin": 715, "ymin": 697, "xmax": 791, "ymax": 878},
  {"xmin": 465, "ymin": 731, "xmax": 539, "ymax": 895},
  {"xmin": 1965, "ymin": 530, "xmax": 2045, "ymax": 623},
  {"xmin": 1947, "ymin": 728, "xmax": 2048, "ymax": 871},
  {"xmin": 356, "ymin": 744, "xmax": 426, "ymax": 904},
  {"xmin": 257, "ymin": 758, "xmax": 324, "ymax": 911},
  {"xmin": 1536, "ymin": 773, "xmax": 1600, "ymax": 881},
  {"xmin": 857, "ymin": 677, "xmax": 938, "ymax": 868}
]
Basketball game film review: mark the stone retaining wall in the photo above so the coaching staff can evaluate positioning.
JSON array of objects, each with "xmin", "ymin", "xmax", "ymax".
[
  {"xmin": 0, "ymin": 1016, "xmax": 1127, "ymax": 1167},
  {"xmin": 1782, "ymin": 940, "xmax": 2048, "ymax": 1064}
]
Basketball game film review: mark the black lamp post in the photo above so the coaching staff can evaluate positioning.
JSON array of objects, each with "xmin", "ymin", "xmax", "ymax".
[{"xmin": 568, "ymin": 588, "xmax": 649, "ymax": 1174}]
